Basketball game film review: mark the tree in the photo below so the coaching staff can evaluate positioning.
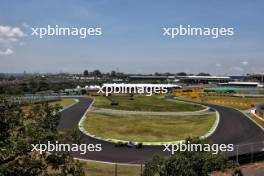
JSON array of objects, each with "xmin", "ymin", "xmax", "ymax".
[
  {"xmin": 29, "ymin": 79, "xmax": 39, "ymax": 93},
  {"xmin": 38, "ymin": 80, "xmax": 49, "ymax": 91},
  {"xmin": 83, "ymin": 70, "xmax": 89, "ymax": 77},
  {"xmin": 143, "ymin": 155, "xmax": 164, "ymax": 176},
  {"xmin": 0, "ymin": 98, "xmax": 85, "ymax": 175},
  {"xmin": 197, "ymin": 72, "xmax": 211, "ymax": 76},
  {"xmin": 92, "ymin": 70, "xmax": 101, "ymax": 77},
  {"xmin": 176, "ymin": 72, "xmax": 187, "ymax": 76},
  {"xmin": 110, "ymin": 70, "xmax": 116, "ymax": 77}
]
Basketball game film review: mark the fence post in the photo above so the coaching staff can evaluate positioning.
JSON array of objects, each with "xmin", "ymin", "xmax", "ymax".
[
  {"xmin": 251, "ymin": 144, "xmax": 253, "ymax": 163},
  {"xmin": 236, "ymin": 145, "xmax": 239, "ymax": 163},
  {"xmin": 141, "ymin": 164, "xmax": 143, "ymax": 176},
  {"xmin": 115, "ymin": 163, "xmax": 117, "ymax": 176}
]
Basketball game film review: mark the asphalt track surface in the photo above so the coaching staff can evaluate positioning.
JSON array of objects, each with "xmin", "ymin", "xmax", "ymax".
[{"xmin": 57, "ymin": 97, "xmax": 264, "ymax": 164}]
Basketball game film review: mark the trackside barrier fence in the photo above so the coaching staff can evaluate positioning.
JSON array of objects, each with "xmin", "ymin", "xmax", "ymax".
[
  {"xmin": 227, "ymin": 141, "xmax": 264, "ymax": 164},
  {"xmin": 83, "ymin": 142, "xmax": 264, "ymax": 176},
  {"xmin": 83, "ymin": 160, "xmax": 145, "ymax": 176}
]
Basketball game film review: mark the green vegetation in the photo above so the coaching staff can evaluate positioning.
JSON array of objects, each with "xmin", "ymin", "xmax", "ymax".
[
  {"xmin": 49, "ymin": 98, "xmax": 77, "ymax": 107},
  {"xmin": 0, "ymin": 97, "xmax": 85, "ymax": 175},
  {"xmin": 84, "ymin": 112, "xmax": 216, "ymax": 142},
  {"xmin": 0, "ymin": 78, "xmax": 76, "ymax": 95},
  {"xmin": 143, "ymin": 138, "xmax": 239, "ymax": 176},
  {"xmin": 259, "ymin": 89, "xmax": 264, "ymax": 95},
  {"xmin": 93, "ymin": 96, "xmax": 205, "ymax": 112},
  {"xmin": 49, "ymin": 160, "xmax": 142, "ymax": 176},
  {"xmin": 21, "ymin": 98, "xmax": 77, "ymax": 113},
  {"xmin": 81, "ymin": 161, "xmax": 141, "ymax": 176},
  {"xmin": 202, "ymin": 96, "xmax": 264, "ymax": 110}
]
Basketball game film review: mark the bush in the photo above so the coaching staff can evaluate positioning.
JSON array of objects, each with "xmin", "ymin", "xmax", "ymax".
[
  {"xmin": 107, "ymin": 96, "xmax": 119, "ymax": 105},
  {"xmin": 143, "ymin": 138, "xmax": 239, "ymax": 176},
  {"xmin": 110, "ymin": 102, "xmax": 119, "ymax": 106}
]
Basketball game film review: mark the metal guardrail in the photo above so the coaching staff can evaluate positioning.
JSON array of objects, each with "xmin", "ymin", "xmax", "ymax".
[
  {"xmin": 10, "ymin": 95, "xmax": 61, "ymax": 104},
  {"xmin": 227, "ymin": 141, "xmax": 264, "ymax": 164},
  {"xmin": 9, "ymin": 95, "xmax": 82, "ymax": 104}
]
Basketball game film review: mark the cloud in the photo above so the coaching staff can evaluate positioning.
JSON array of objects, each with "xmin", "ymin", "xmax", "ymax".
[
  {"xmin": 215, "ymin": 63, "xmax": 222, "ymax": 67},
  {"xmin": 0, "ymin": 25, "xmax": 25, "ymax": 41},
  {"xmin": 242, "ymin": 61, "xmax": 249, "ymax": 65},
  {"xmin": 19, "ymin": 42, "xmax": 25, "ymax": 46},
  {"xmin": 0, "ymin": 48, "xmax": 13, "ymax": 56},
  {"xmin": 0, "ymin": 25, "xmax": 25, "ymax": 56},
  {"xmin": 22, "ymin": 22, "xmax": 31, "ymax": 28}
]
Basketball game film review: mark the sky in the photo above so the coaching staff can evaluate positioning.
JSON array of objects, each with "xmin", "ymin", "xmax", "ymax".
[{"xmin": 0, "ymin": 0, "xmax": 263, "ymax": 75}]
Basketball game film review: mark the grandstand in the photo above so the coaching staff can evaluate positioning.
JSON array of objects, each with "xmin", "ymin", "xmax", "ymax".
[{"xmin": 177, "ymin": 75, "xmax": 231, "ymax": 84}]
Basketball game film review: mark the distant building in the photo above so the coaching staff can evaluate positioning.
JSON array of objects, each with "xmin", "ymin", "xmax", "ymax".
[
  {"xmin": 177, "ymin": 76, "xmax": 231, "ymax": 84},
  {"xmin": 70, "ymin": 76, "xmax": 97, "ymax": 81},
  {"xmin": 218, "ymin": 82, "xmax": 263, "ymax": 88},
  {"xmin": 247, "ymin": 73, "xmax": 264, "ymax": 83},
  {"xmin": 229, "ymin": 76, "xmax": 246, "ymax": 81},
  {"xmin": 64, "ymin": 89, "xmax": 79, "ymax": 95},
  {"xmin": 128, "ymin": 75, "xmax": 173, "ymax": 82}
]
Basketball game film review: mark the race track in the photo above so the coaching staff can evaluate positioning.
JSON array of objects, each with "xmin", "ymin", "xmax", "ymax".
[{"xmin": 57, "ymin": 97, "xmax": 264, "ymax": 164}]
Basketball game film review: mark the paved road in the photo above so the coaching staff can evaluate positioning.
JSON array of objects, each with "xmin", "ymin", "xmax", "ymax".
[
  {"xmin": 205, "ymin": 103, "xmax": 264, "ymax": 157},
  {"xmin": 57, "ymin": 97, "xmax": 264, "ymax": 164}
]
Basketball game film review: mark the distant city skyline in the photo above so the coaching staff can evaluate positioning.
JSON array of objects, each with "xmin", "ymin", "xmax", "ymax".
[{"xmin": 0, "ymin": 0, "xmax": 263, "ymax": 75}]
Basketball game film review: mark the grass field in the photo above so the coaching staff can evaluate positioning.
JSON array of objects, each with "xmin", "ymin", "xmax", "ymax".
[
  {"xmin": 48, "ymin": 160, "xmax": 141, "ymax": 176},
  {"xmin": 82, "ymin": 159, "xmax": 264, "ymax": 176},
  {"xmin": 92, "ymin": 96, "xmax": 205, "ymax": 112},
  {"xmin": 81, "ymin": 161, "xmax": 141, "ymax": 176},
  {"xmin": 22, "ymin": 98, "xmax": 77, "ymax": 113},
  {"xmin": 84, "ymin": 112, "xmax": 216, "ymax": 142},
  {"xmin": 49, "ymin": 98, "xmax": 77, "ymax": 107},
  {"xmin": 201, "ymin": 96, "xmax": 264, "ymax": 110}
]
